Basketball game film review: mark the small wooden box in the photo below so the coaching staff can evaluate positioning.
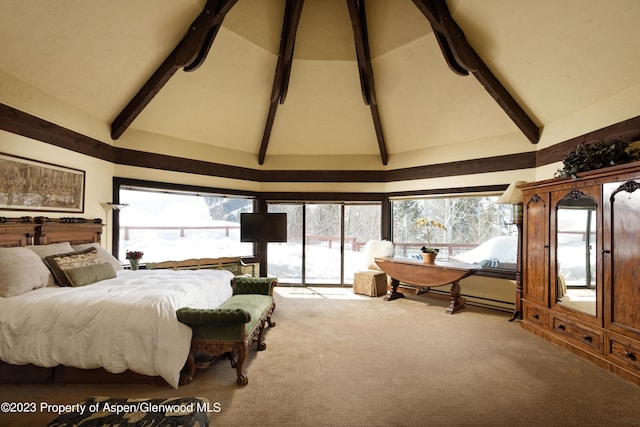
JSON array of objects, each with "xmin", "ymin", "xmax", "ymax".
[{"xmin": 353, "ymin": 270, "xmax": 387, "ymax": 297}]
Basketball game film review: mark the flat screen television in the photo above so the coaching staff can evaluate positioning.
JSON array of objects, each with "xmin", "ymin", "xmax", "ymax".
[{"xmin": 240, "ymin": 213, "xmax": 287, "ymax": 242}]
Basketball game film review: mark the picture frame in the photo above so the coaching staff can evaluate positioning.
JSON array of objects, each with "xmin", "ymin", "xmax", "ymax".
[{"xmin": 0, "ymin": 152, "xmax": 85, "ymax": 213}]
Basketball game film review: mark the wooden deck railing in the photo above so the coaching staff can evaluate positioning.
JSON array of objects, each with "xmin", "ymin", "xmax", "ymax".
[
  {"xmin": 120, "ymin": 226, "xmax": 480, "ymax": 257},
  {"xmin": 122, "ymin": 225, "xmax": 239, "ymax": 240},
  {"xmin": 288, "ymin": 234, "xmax": 357, "ymax": 249}
]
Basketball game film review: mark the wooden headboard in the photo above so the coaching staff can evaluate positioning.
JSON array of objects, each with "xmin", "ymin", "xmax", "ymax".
[
  {"xmin": 0, "ymin": 217, "xmax": 103, "ymax": 247},
  {"xmin": 0, "ymin": 217, "xmax": 37, "ymax": 247},
  {"xmin": 35, "ymin": 217, "xmax": 103, "ymax": 245}
]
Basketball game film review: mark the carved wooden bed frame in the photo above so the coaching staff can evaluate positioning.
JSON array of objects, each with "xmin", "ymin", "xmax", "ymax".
[{"xmin": 0, "ymin": 216, "xmax": 166, "ymax": 385}]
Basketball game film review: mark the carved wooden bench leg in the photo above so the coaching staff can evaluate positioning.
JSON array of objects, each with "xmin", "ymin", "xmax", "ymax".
[
  {"xmin": 256, "ymin": 302, "xmax": 277, "ymax": 350},
  {"xmin": 256, "ymin": 320, "xmax": 268, "ymax": 351},
  {"xmin": 180, "ymin": 348, "xmax": 197, "ymax": 385},
  {"xmin": 266, "ymin": 302, "xmax": 276, "ymax": 327},
  {"xmin": 227, "ymin": 350, "xmax": 237, "ymax": 368},
  {"xmin": 234, "ymin": 342, "xmax": 249, "ymax": 386}
]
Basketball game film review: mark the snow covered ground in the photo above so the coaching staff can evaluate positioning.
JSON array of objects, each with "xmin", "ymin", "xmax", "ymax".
[{"xmin": 117, "ymin": 191, "xmax": 367, "ymax": 283}]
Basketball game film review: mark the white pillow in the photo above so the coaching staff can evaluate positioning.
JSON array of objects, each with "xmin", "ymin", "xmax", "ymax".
[
  {"xmin": 72, "ymin": 243, "xmax": 123, "ymax": 271},
  {"xmin": 0, "ymin": 247, "xmax": 51, "ymax": 297},
  {"xmin": 364, "ymin": 240, "xmax": 394, "ymax": 270},
  {"xmin": 27, "ymin": 242, "xmax": 74, "ymax": 259},
  {"xmin": 27, "ymin": 242, "xmax": 74, "ymax": 286}
]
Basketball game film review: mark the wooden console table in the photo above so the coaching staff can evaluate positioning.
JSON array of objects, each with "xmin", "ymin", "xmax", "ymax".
[{"xmin": 374, "ymin": 257, "xmax": 481, "ymax": 314}]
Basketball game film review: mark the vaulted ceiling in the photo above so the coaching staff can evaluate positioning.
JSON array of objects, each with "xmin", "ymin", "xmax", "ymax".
[{"xmin": 1, "ymin": 0, "xmax": 639, "ymax": 170}]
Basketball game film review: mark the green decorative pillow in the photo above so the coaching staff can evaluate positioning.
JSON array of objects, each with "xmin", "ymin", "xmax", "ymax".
[
  {"xmin": 64, "ymin": 262, "xmax": 117, "ymax": 287},
  {"xmin": 44, "ymin": 247, "xmax": 100, "ymax": 287}
]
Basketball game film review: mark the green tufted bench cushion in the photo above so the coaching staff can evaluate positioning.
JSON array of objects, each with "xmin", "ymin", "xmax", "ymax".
[
  {"xmin": 232, "ymin": 276, "xmax": 277, "ymax": 295},
  {"xmin": 177, "ymin": 294, "xmax": 272, "ymax": 342}
]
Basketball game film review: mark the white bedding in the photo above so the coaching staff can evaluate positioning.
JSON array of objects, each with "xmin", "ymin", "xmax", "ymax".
[{"xmin": 0, "ymin": 269, "xmax": 234, "ymax": 388}]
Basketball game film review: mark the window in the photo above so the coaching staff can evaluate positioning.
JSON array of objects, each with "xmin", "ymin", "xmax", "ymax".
[
  {"xmin": 391, "ymin": 196, "xmax": 516, "ymax": 267},
  {"xmin": 117, "ymin": 187, "xmax": 254, "ymax": 262}
]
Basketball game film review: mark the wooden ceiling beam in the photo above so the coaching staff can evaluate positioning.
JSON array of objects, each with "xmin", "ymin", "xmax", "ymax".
[
  {"xmin": 182, "ymin": 22, "xmax": 223, "ymax": 73},
  {"xmin": 258, "ymin": 0, "xmax": 305, "ymax": 165},
  {"xmin": 111, "ymin": 0, "xmax": 238, "ymax": 140},
  {"xmin": 412, "ymin": 0, "xmax": 540, "ymax": 144},
  {"xmin": 347, "ymin": 0, "xmax": 388, "ymax": 165}
]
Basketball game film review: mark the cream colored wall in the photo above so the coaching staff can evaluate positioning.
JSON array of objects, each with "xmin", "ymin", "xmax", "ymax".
[
  {"xmin": 99, "ymin": 124, "xmax": 542, "ymax": 195},
  {"xmin": 113, "ymin": 164, "xmax": 261, "ymax": 193},
  {"xmin": 116, "ymin": 129, "xmax": 264, "ymax": 174}
]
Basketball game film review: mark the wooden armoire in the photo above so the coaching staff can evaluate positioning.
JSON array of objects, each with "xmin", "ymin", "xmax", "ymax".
[{"xmin": 520, "ymin": 162, "xmax": 640, "ymax": 386}]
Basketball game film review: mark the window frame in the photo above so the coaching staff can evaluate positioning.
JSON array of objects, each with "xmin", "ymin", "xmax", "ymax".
[
  {"xmin": 112, "ymin": 177, "xmax": 258, "ymax": 261},
  {"xmin": 388, "ymin": 190, "xmax": 517, "ymax": 280}
]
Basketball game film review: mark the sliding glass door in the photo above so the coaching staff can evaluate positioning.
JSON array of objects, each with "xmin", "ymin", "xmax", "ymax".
[
  {"xmin": 267, "ymin": 204, "xmax": 303, "ymax": 284},
  {"xmin": 267, "ymin": 202, "xmax": 380, "ymax": 286},
  {"xmin": 305, "ymin": 203, "xmax": 342, "ymax": 284},
  {"xmin": 344, "ymin": 204, "xmax": 382, "ymax": 284}
]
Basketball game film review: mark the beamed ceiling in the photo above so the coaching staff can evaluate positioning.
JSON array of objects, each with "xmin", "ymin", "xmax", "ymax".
[{"xmin": 1, "ymin": 0, "xmax": 640, "ymax": 172}]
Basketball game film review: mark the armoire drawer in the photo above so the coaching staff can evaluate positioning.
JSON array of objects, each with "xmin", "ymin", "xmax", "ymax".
[
  {"xmin": 523, "ymin": 302, "xmax": 549, "ymax": 328},
  {"xmin": 608, "ymin": 336, "xmax": 640, "ymax": 375},
  {"xmin": 552, "ymin": 315, "xmax": 604, "ymax": 353}
]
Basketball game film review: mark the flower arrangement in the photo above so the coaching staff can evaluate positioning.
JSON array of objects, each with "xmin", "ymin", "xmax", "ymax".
[
  {"xmin": 125, "ymin": 250, "xmax": 144, "ymax": 270},
  {"xmin": 125, "ymin": 250, "xmax": 144, "ymax": 260},
  {"xmin": 416, "ymin": 218, "xmax": 447, "ymax": 254}
]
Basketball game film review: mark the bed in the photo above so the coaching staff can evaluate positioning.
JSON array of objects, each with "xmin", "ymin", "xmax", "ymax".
[{"xmin": 0, "ymin": 217, "xmax": 234, "ymax": 388}]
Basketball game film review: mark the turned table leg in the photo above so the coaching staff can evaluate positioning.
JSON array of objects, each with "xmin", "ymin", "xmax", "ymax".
[
  {"xmin": 384, "ymin": 278, "xmax": 405, "ymax": 301},
  {"xmin": 445, "ymin": 280, "xmax": 466, "ymax": 314}
]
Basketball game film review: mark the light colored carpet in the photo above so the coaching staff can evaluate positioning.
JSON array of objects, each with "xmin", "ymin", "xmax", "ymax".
[{"xmin": 1, "ymin": 287, "xmax": 639, "ymax": 426}]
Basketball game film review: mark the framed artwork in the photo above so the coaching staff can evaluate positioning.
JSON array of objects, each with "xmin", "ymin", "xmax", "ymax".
[{"xmin": 0, "ymin": 152, "xmax": 85, "ymax": 213}]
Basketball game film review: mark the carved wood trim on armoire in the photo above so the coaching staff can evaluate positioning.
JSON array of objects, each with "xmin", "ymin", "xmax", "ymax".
[{"xmin": 520, "ymin": 162, "xmax": 640, "ymax": 386}]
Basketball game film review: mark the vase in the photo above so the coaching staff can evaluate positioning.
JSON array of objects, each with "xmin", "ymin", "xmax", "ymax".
[
  {"xmin": 129, "ymin": 259, "xmax": 140, "ymax": 270},
  {"xmin": 421, "ymin": 252, "xmax": 437, "ymax": 264}
]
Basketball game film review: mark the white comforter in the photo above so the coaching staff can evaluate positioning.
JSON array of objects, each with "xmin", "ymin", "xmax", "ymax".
[{"xmin": 0, "ymin": 269, "xmax": 234, "ymax": 388}]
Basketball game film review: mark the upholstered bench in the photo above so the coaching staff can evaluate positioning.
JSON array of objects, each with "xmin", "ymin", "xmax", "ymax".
[
  {"xmin": 176, "ymin": 276, "xmax": 277, "ymax": 386},
  {"xmin": 48, "ymin": 396, "xmax": 210, "ymax": 426}
]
